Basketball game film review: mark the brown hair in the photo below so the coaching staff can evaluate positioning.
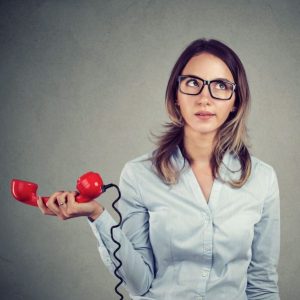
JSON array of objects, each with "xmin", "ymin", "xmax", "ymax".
[{"xmin": 151, "ymin": 38, "xmax": 252, "ymax": 188}]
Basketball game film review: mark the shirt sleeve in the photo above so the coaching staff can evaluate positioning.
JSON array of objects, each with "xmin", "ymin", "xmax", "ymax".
[
  {"xmin": 246, "ymin": 166, "xmax": 281, "ymax": 299},
  {"xmin": 87, "ymin": 162, "xmax": 155, "ymax": 296}
]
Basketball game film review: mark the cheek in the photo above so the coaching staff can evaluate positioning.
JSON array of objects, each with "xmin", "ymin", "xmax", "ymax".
[
  {"xmin": 220, "ymin": 110, "xmax": 232, "ymax": 124},
  {"xmin": 216, "ymin": 100, "xmax": 235, "ymax": 120},
  {"xmin": 177, "ymin": 97, "xmax": 192, "ymax": 114}
]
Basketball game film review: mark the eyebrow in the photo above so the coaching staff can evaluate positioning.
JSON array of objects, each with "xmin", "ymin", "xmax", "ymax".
[{"xmin": 182, "ymin": 74, "xmax": 234, "ymax": 83}]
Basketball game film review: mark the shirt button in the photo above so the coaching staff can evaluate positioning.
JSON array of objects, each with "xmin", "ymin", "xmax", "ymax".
[{"xmin": 202, "ymin": 271, "xmax": 208, "ymax": 277}]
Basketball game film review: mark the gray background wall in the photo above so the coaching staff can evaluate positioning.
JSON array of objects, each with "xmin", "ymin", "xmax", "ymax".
[{"xmin": 0, "ymin": 0, "xmax": 299, "ymax": 299}]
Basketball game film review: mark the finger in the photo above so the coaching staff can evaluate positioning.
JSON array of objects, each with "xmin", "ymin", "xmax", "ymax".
[
  {"xmin": 57, "ymin": 192, "xmax": 69, "ymax": 206},
  {"xmin": 46, "ymin": 191, "xmax": 65, "ymax": 206},
  {"xmin": 46, "ymin": 191, "xmax": 66, "ymax": 216},
  {"xmin": 56, "ymin": 191, "xmax": 70, "ymax": 219},
  {"xmin": 57, "ymin": 191, "xmax": 72, "ymax": 218},
  {"xmin": 65, "ymin": 191, "xmax": 79, "ymax": 217},
  {"xmin": 37, "ymin": 196, "xmax": 56, "ymax": 216},
  {"xmin": 66, "ymin": 191, "xmax": 77, "ymax": 206}
]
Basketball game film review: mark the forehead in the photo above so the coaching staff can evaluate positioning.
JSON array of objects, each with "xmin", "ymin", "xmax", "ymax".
[{"xmin": 181, "ymin": 52, "xmax": 234, "ymax": 81}]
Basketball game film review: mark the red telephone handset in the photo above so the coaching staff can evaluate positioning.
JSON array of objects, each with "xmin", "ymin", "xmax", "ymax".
[
  {"xmin": 10, "ymin": 171, "xmax": 125, "ymax": 299},
  {"xmin": 11, "ymin": 171, "xmax": 104, "ymax": 207}
]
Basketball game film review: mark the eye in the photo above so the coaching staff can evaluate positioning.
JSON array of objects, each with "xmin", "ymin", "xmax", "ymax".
[
  {"xmin": 215, "ymin": 81, "xmax": 229, "ymax": 90},
  {"xmin": 186, "ymin": 79, "xmax": 199, "ymax": 87}
]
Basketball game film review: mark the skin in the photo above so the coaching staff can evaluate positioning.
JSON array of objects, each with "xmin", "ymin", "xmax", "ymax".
[{"xmin": 37, "ymin": 52, "xmax": 237, "ymax": 219}]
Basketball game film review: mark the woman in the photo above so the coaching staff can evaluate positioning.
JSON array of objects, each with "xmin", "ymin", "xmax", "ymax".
[{"xmin": 37, "ymin": 38, "xmax": 280, "ymax": 300}]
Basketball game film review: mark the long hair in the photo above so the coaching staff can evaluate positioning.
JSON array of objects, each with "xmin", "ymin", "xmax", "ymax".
[{"xmin": 151, "ymin": 38, "xmax": 252, "ymax": 188}]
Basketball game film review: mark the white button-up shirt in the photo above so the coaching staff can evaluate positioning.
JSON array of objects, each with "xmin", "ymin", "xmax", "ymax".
[{"xmin": 88, "ymin": 146, "xmax": 280, "ymax": 299}]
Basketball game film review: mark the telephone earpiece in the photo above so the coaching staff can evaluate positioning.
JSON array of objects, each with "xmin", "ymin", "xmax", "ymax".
[{"xmin": 11, "ymin": 171, "xmax": 104, "ymax": 207}]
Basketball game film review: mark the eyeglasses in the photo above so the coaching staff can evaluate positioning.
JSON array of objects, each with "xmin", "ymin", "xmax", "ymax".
[{"xmin": 177, "ymin": 75, "xmax": 237, "ymax": 100}]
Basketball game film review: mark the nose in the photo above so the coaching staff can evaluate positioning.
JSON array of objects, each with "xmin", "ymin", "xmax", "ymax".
[{"xmin": 196, "ymin": 83, "xmax": 211, "ymax": 105}]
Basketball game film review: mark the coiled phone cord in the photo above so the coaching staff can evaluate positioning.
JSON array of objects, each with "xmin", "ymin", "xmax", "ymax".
[{"xmin": 103, "ymin": 183, "xmax": 124, "ymax": 300}]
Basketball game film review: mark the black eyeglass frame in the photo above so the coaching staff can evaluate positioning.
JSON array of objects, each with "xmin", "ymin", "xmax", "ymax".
[{"xmin": 177, "ymin": 75, "xmax": 237, "ymax": 100}]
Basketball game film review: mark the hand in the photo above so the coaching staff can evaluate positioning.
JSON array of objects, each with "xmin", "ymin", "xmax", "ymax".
[{"xmin": 37, "ymin": 191, "xmax": 104, "ymax": 221}]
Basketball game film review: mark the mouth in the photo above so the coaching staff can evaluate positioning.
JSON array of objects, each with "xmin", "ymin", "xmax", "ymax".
[
  {"xmin": 195, "ymin": 112, "xmax": 216, "ymax": 120},
  {"xmin": 195, "ymin": 112, "xmax": 216, "ymax": 116},
  {"xmin": 195, "ymin": 111, "xmax": 215, "ymax": 116}
]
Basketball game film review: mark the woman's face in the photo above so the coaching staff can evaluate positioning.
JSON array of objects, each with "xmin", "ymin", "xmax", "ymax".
[{"xmin": 176, "ymin": 52, "xmax": 236, "ymax": 138}]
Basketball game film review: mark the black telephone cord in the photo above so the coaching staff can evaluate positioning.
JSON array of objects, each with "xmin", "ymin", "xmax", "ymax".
[{"xmin": 103, "ymin": 183, "xmax": 124, "ymax": 300}]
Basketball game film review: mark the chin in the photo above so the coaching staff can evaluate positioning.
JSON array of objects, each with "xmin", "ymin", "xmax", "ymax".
[{"xmin": 186, "ymin": 124, "xmax": 218, "ymax": 136}]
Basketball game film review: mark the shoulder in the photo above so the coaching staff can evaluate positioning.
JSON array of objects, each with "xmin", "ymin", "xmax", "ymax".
[
  {"xmin": 118, "ymin": 150, "xmax": 162, "ymax": 197},
  {"xmin": 247, "ymin": 153, "xmax": 278, "ymax": 194},
  {"xmin": 120, "ymin": 150, "xmax": 155, "ymax": 179},
  {"xmin": 249, "ymin": 154, "xmax": 277, "ymax": 178},
  {"xmin": 227, "ymin": 152, "xmax": 280, "ymax": 205}
]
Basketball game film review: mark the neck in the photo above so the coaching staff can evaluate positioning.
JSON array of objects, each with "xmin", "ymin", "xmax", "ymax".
[{"xmin": 183, "ymin": 127, "xmax": 216, "ymax": 166}]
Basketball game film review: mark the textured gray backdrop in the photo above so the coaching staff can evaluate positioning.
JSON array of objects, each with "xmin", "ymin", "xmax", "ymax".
[{"xmin": 0, "ymin": 0, "xmax": 299, "ymax": 299}]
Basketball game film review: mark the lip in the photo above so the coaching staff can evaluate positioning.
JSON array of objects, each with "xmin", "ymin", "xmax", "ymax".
[
  {"xmin": 195, "ymin": 111, "xmax": 215, "ymax": 116},
  {"xmin": 195, "ymin": 111, "xmax": 215, "ymax": 120},
  {"xmin": 195, "ymin": 114, "xmax": 215, "ymax": 120}
]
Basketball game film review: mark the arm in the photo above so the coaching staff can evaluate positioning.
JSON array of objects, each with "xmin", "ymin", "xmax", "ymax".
[
  {"xmin": 246, "ymin": 167, "xmax": 281, "ymax": 299},
  {"xmin": 87, "ymin": 162, "xmax": 155, "ymax": 296}
]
